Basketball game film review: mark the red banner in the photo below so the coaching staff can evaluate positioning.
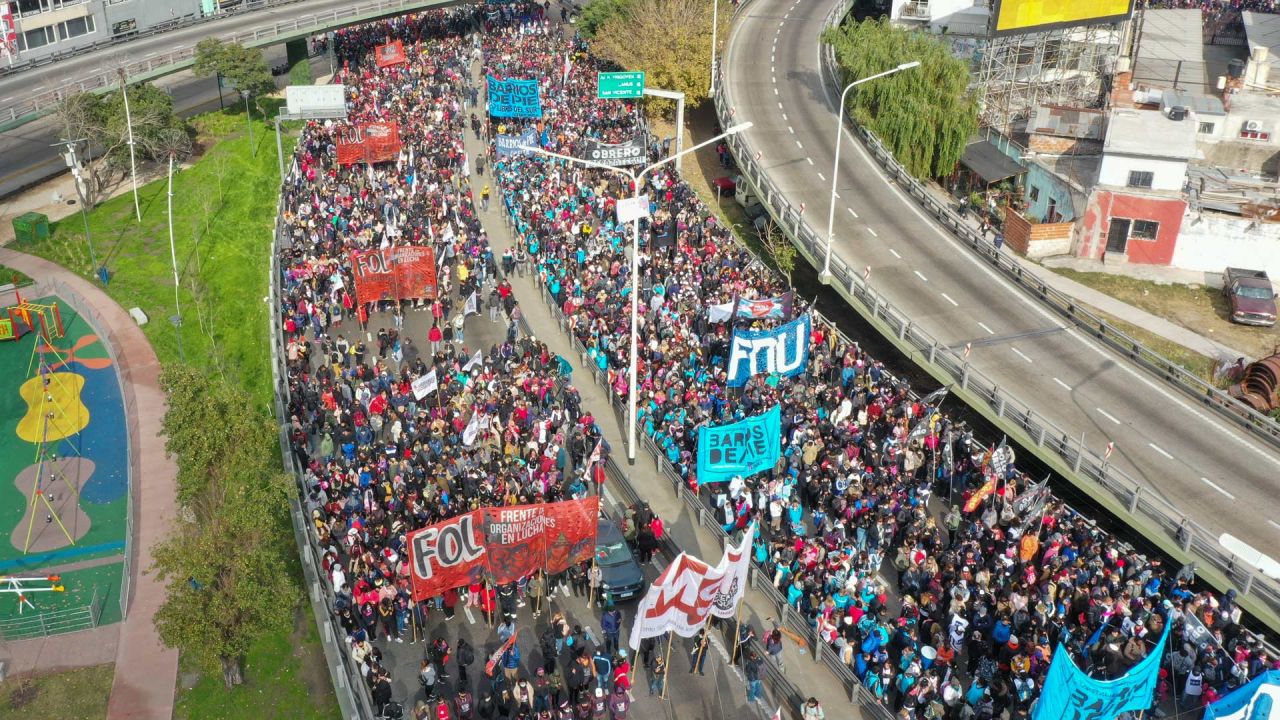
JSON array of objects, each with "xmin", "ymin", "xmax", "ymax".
[
  {"xmin": 335, "ymin": 122, "xmax": 403, "ymax": 165},
  {"xmin": 350, "ymin": 246, "xmax": 439, "ymax": 305},
  {"xmin": 408, "ymin": 497, "xmax": 599, "ymax": 601},
  {"xmin": 375, "ymin": 40, "xmax": 407, "ymax": 68}
]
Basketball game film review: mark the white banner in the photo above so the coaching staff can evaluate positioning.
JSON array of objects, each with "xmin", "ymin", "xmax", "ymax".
[
  {"xmin": 627, "ymin": 524, "xmax": 754, "ymax": 649},
  {"xmin": 616, "ymin": 195, "xmax": 650, "ymax": 225},
  {"xmin": 463, "ymin": 349, "xmax": 484, "ymax": 373},
  {"xmin": 463, "ymin": 413, "xmax": 490, "ymax": 446},
  {"xmin": 465, "ymin": 290, "xmax": 479, "ymax": 316},
  {"xmin": 411, "ymin": 370, "xmax": 438, "ymax": 400}
]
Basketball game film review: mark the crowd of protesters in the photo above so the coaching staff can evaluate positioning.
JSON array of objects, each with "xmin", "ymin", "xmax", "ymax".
[
  {"xmin": 270, "ymin": 3, "xmax": 1279, "ymax": 719},
  {"xmin": 1145, "ymin": 0, "xmax": 1278, "ymax": 12},
  {"xmin": 481, "ymin": 12, "xmax": 1280, "ymax": 720}
]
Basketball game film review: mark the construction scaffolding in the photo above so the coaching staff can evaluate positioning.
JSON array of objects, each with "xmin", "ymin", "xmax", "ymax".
[{"xmin": 972, "ymin": 21, "xmax": 1127, "ymax": 137}]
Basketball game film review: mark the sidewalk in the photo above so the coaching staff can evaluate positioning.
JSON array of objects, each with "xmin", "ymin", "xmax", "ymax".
[
  {"xmin": 921, "ymin": 184, "xmax": 1249, "ymax": 361},
  {"xmin": 459, "ymin": 80, "xmax": 863, "ymax": 720},
  {"xmin": 0, "ymin": 248, "xmax": 180, "ymax": 720}
]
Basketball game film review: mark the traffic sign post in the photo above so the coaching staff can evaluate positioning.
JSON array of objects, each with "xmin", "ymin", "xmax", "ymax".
[{"xmin": 597, "ymin": 71, "xmax": 645, "ymax": 99}]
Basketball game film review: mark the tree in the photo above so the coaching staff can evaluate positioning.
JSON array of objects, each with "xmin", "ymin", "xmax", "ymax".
[
  {"xmin": 54, "ymin": 84, "xmax": 189, "ymax": 206},
  {"xmin": 192, "ymin": 38, "xmax": 275, "ymax": 100},
  {"xmin": 590, "ymin": 0, "xmax": 713, "ymax": 110},
  {"xmin": 759, "ymin": 219, "xmax": 797, "ymax": 286},
  {"xmin": 578, "ymin": 0, "xmax": 634, "ymax": 37},
  {"xmin": 150, "ymin": 365, "xmax": 297, "ymax": 688},
  {"xmin": 823, "ymin": 18, "xmax": 978, "ymax": 178}
]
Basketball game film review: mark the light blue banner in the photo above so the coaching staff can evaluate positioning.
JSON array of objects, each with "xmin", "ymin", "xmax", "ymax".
[
  {"xmin": 487, "ymin": 75, "xmax": 542, "ymax": 118},
  {"xmin": 496, "ymin": 127, "xmax": 538, "ymax": 157},
  {"xmin": 726, "ymin": 315, "xmax": 810, "ymax": 387},
  {"xmin": 1032, "ymin": 617, "xmax": 1169, "ymax": 720},
  {"xmin": 696, "ymin": 405, "xmax": 781, "ymax": 484}
]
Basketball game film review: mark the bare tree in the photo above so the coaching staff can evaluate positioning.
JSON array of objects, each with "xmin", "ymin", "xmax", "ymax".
[{"xmin": 759, "ymin": 218, "xmax": 797, "ymax": 286}]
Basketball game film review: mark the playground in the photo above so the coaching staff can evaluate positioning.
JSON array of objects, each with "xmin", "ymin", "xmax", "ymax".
[{"xmin": 0, "ymin": 291, "xmax": 129, "ymax": 623}]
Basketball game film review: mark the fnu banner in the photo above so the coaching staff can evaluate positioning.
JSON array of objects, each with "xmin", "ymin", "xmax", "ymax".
[
  {"xmin": 1032, "ymin": 617, "xmax": 1170, "ymax": 720},
  {"xmin": 726, "ymin": 314, "xmax": 811, "ymax": 387},
  {"xmin": 696, "ymin": 405, "xmax": 781, "ymax": 484},
  {"xmin": 487, "ymin": 75, "xmax": 543, "ymax": 118},
  {"xmin": 495, "ymin": 127, "xmax": 539, "ymax": 157}
]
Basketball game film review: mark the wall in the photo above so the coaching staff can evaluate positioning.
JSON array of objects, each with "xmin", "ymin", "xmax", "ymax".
[
  {"xmin": 1024, "ymin": 161, "xmax": 1085, "ymax": 222},
  {"xmin": 1076, "ymin": 189, "xmax": 1187, "ymax": 264},
  {"xmin": 1222, "ymin": 110, "xmax": 1280, "ymax": 147},
  {"xmin": 14, "ymin": 0, "xmax": 203, "ymax": 62},
  {"xmin": 1004, "ymin": 210, "xmax": 1074, "ymax": 259},
  {"xmin": 1098, "ymin": 153, "xmax": 1188, "ymax": 192},
  {"xmin": 1172, "ymin": 212, "xmax": 1280, "ymax": 278}
]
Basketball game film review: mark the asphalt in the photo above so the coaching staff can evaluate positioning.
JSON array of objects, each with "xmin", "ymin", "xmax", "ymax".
[{"xmin": 721, "ymin": 0, "xmax": 1280, "ymax": 554}]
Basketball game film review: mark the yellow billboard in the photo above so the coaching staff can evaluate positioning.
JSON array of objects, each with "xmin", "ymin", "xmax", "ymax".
[{"xmin": 992, "ymin": 0, "xmax": 1134, "ymax": 36}]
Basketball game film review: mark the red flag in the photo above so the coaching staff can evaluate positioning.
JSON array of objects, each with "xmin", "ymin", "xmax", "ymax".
[
  {"xmin": 964, "ymin": 474, "xmax": 997, "ymax": 513},
  {"xmin": 485, "ymin": 630, "xmax": 518, "ymax": 676}
]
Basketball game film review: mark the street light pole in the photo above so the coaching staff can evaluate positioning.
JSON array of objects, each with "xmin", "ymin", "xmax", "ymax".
[
  {"xmin": 820, "ymin": 60, "xmax": 921, "ymax": 283},
  {"xmin": 241, "ymin": 89, "xmax": 254, "ymax": 153},
  {"xmin": 166, "ymin": 153, "xmax": 186, "ymax": 362},
  {"xmin": 710, "ymin": 0, "xmax": 719, "ymax": 95},
  {"xmin": 53, "ymin": 138, "xmax": 99, "ymax": 277},
  {"xmin": 118, "ymin": 68, "xmax": 141, "ymax": 222},
  {"xmin": 520, "ymin": 121, "xmax": 752, "ymax": 465}
]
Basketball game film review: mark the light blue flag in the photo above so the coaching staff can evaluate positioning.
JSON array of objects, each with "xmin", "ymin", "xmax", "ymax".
[
  {"xmin": 696, "ymin": 405, "xmax": 782, "ymax": 484},
  {"xmin": 1032, "ymin": 616, "xmax": 1170, "ymax": 720}
]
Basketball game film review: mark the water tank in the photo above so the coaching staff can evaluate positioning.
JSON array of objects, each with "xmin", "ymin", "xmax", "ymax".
[{"xmin": 1229, "ymin": 58, "xmax": 1246, "ymax": 79}]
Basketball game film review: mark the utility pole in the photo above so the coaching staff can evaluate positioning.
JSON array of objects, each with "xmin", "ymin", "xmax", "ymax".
[
  {"xmin": 241, "ymin": 89, "xmax": 254, "ymax": 153},
  {"xmin": 118, "ymin": 68, "xmax": 141, "ymax": 222},
  {"xmin": 52, "ymin": 138, "xmax": 99, "ymax": 279},
  {"xmin": 166, "ymin": 153, "xmax": 185, "ymax": 362}
]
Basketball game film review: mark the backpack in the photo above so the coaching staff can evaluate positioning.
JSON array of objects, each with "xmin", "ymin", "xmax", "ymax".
[{"xmin": 460, "ymin": 644, "xmax": 475, "ymax": 667}]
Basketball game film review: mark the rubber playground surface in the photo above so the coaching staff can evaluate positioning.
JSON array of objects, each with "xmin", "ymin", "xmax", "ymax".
[{"xmin": 0, "ymin": 295, "xmax": 128, "ymax": 621}]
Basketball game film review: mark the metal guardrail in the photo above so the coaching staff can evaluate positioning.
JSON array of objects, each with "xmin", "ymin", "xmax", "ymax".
[
  {"xmin": 714, "ymin": 0, "xmax": 1280, "ymax": 626},
  {"xmin": 2, "ymin": 0, "xmax": 450, "ymax": 126},
  {"xmin": 0, "ymin": 587, "xmax": 102, "ymax": 642}
]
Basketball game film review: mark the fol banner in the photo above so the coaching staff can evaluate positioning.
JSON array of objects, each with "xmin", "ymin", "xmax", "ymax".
[
  {"xmin": 707, "ymin": 294, "xmax": 794, "ymax": 323},
  {"xmin": 407, "ymin": 497, "xmax": 599, "ymax": 601},
  {"xmin": 496, "ymin": 127, "xmax": 539, "ymax": 157},
  {"xmin": 580, "ymin": 137, "xmax": 645, "ymax": 167},
  {"xmin": 487, "ymin": 75, "xmax": 543, "ymax": 118},
  {"xmin": 349, "ymin": 246, "xmax": 440, "ymax": 305},
  {"xmin": 1032, "ymin": 617, "xmax": 1169, "ymax": 720},
  {"xmin": 335, "ymin": 122, "xmax": 403, "ymax": 165},
  {"xmin": 628, "ymin": 524, "xmax": 755, "ymax": 649},
  {"xmin": 726, "ymin": 315, "xmax": 810, "ymax": 387},
  {"xmin": 375, "ymin": 40, "xmax": 407, "ymax": 68},
  {"xmin": 696, "ymin": 405, "xmax": 781, "ymax": 484}
]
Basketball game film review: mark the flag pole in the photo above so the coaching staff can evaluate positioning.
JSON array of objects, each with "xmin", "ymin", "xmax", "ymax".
[
  {"xmin": 731, "ymin": 608, "xmax": 744, "ymax": 665},
  {"xmin": 660, "ymin": 632, "xmax": 674, "ymax": 699}
]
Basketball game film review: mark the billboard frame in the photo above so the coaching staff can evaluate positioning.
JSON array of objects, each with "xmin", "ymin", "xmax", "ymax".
[{"xmin": 988, "ymin": 0, "xmax": 1134, "ymax": 37}]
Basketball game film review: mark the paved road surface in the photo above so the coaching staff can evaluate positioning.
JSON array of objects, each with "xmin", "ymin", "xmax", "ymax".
[{"xmin": 721, "ymin": 0, "xmax": 1280, "ymax": 552}]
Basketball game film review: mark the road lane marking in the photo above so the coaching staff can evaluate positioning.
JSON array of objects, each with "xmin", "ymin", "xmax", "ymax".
[
  {"xmin": 1096, "ymin": 408, "xmax": 1121, "ymax": 425},
  {"xmin": 774, "ymin": 88, "xmax": 779, "ymax": 95},
  {"xmin": 777, "ymin": 103, "xmax": 783, "ymax": 109},
  {"xmin": 889, "ymin": 248, "xmax": 901, "ymax": 259},
  {"xmin": 1053, "ymin": 377, "xmax": 1072, "ymax": 391},
  {"xmin": 866, "ymin": 227, "xmax": 877, "ymax": 237},
  {"xmin": 914, "ymin": 270, "xmax": 928, "ymax": 282},
  {"xmin": 941, "ymin": 292, "xmax": 958, "ymax": 307},
  {"xmin": 788, "ymin": 126, "xmax": 794, "ymax": 134},
  {"xmin": 1270, "ymin": 520, "xmax": 1280, "ymax": 531},
  {"xmin": 781, "ymin": 113, "xmax": 787, "ymax": 121},
  {"xmin": 834, "ymin": 192, "xmax": 841, "ymax": 199},
  {"xmin": 1202, "ymin": 477, "xmax": 1236, "ymax": 500},
  {"xmin": 795, "ymin": 140, "xmax": 803, "ymax": 149},
  {"xmin": 847, "ymin": 208, "xmax": 858, "ymax": 218},
  {"xmin": 978, "ymin": 322, "xmax": 994, "ymax": 335},
  {"xmin": 817, "ymin": 172, "xmax": 825, "ymax": 181},
  {"xmin": 1011, "ymin": 347, "xmax": 1033, "ymax": 363},
  {"xmin": 1148, "ymin": 443, "xmax": 1173, "ymax": 459},
  {"xmin": 805, "ymin": 157, "xmax": 813, "ymax": 165},
  {"xmin": 464, "ymin": 606, "xmax": 476, "ymax": 624}
]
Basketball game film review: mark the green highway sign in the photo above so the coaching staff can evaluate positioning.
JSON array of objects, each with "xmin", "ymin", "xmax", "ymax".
[{"xmin": 597, "ymin": 71, "xmax": 646, "ymax": 99}]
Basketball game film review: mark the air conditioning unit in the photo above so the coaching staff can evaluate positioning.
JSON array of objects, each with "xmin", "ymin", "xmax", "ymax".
[{"xmin": 1245, "ymin": 120, "xmax": 1263, "ymax": 131}]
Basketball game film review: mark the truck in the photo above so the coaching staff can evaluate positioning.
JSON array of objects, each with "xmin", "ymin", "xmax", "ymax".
[{"xmin": 1222, "ymin": 267, "xmax": 1277, "ymax": 326}]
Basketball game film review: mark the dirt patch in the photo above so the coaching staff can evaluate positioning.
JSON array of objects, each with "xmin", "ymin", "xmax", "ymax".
[
  {"xmin": 6, "ymin": 680, "xmax": 37, "ymax": 711},
  {"xmin": 290, "ymin": 606, "xmax": 333, "ymax": 702},
  {"xmin": 1052, "ymin": 268, "xmax": 1280, "ymax": 361}
]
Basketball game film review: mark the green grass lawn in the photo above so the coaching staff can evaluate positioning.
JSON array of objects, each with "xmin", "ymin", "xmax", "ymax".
[
  {"xmin": 0, "ymin": 264, "xmax": 32, "ymax": 287},
  {"xmin": 23, "ymin": 104, "xmax": 339, "ymax": 720},
  {"xmin": 0, "ymin": 663, "xmax": 114, "ymax": 720}
]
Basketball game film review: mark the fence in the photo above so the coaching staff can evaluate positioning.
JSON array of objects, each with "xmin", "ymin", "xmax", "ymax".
[
  {"xmin": 13, "ymin": 278, "xmax": 138, "ymax": 624},
  {"xmin": 713, "ymin": 0, "xmax": 1280, "ymax": 627},
  {"xmin": 1, "ymin": 0, "xmax": 456, "ymax": 127},
  {"xmin": 0, "ymin": 587, "xmax": 103, "ymax": 642}
]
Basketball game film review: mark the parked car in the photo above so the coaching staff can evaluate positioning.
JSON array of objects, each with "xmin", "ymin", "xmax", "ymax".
[
  {"xmin": 713, "ymin": 175, "xmax": 737, "ymax": 197},
  {"xmin": 1222, "ymin": 267, "xmax": 1277, "ymax": 326},
  {"xmin": 596, "ymin": 518, "xmax": 645, "ymax": 602}
]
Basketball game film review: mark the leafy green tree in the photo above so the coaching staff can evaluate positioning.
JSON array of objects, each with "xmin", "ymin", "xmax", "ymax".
[
  {"xmin": 578, "ymin": 0, "xmax": 634, "ymax": 37},
  {"xmin": 55, "ymin": 84, "xmax": 190, "ymax": 206},
  {"xmin": 823, "ymin": 18, "xmax": 978, "ymax": 178},
  {"xmin": 150, "ymin": 365, "xmax": 297, "ymax": 688},
  {"xmin": 192, "ymin": 38, "xmax": 275, "ymax": 100},
  {"xmin": 591, "ymin": 0, "xmax": 714, "ymax": 110}
]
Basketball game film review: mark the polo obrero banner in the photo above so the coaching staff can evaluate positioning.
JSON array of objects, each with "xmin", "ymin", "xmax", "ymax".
[{"xmin": 580, "ymin": 137, "xmax": 645, "ymax": 167}]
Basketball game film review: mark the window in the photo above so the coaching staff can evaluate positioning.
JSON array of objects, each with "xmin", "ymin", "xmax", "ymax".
[
  {"xmin": 1127, "ymin": 171, "xmax": 1154, "ymax": 189},
  {"xmin": 20, "ymin": 25, "xmax": 53, "ymax": 49},
  {"xmin": 1029, "ymin": 185, "xmax": 1040, "ymax": 202},
  {"xmin": 57, "ymin": 14, "xmax": 93, "ymax": 39},
  {"xmin": 1240, "ymin": 128, "xmax": 1271, "ymax": 141},
  {"xmin": 1198, "ymin": 122, "xmax": 1215, "ymax": 134},
  {"xmin": 1131, "ymin": 220, "xmax": 1159, "ymax": 240}
]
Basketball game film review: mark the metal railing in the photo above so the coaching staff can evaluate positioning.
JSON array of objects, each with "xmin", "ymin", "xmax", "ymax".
[
  {"xmin": 0, "ymin": 587, "xmax": 102, "ymax": 642},
  {"xmin": 714, "ymin": 0, "xmax": 1280, "ymax": 626},
  {"xmin": 2, "ymin": 0, "xmax": 454, "ymax": 126}
]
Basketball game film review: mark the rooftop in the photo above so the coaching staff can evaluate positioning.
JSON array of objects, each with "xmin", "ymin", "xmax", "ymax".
[
  {"xmin": 1134, "ymin": 9, "xmax": 1245, "ymax": 96},
  {"xmin": 1104, "ymin": 109, "xmax": 1198, "ymax": 161},
  {"xmin": 1029, "ymin": 105, "xmax": 1105, "ymax": 140},
  {"xmin": 1244, "ymin": 11, "xmax": 1280, "ymax": 75}
]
